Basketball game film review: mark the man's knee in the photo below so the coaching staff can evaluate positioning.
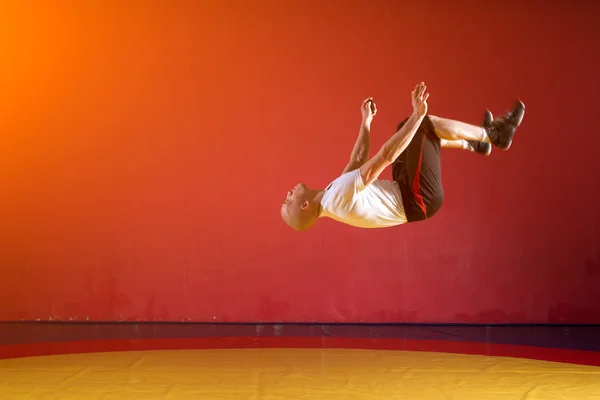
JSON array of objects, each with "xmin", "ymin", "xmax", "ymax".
[
  {"xmin": 426, "ymin": 193, "xmax": 444, "ymax": 219},
  {"xmin": 397, "ymin": 115, "xmax": 437, "ymax": 140}
]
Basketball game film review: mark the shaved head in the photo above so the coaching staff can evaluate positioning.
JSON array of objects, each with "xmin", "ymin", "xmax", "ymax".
[{"xmin": 280, "ymin": 183, "xmax": 321, "ymax": 231}]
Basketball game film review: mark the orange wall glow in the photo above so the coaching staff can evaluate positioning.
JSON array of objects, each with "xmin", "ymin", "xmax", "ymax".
[{"xmin": 1, "ymin": 1, "xmax": 599, "ymax": 323}]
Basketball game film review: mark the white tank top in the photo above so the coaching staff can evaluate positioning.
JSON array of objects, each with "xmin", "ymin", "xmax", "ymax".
[{"xmin": 319, "ymin": 169, "xmax": 407, "ymax": 228}]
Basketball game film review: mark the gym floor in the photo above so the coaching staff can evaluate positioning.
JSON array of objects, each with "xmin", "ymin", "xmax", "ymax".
[{"xmin": 1, "ymin": 323, "xmax": 599, "ymax": 399}]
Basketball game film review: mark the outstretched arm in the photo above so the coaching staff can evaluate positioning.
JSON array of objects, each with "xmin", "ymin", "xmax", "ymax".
[
  {"xmin": 342, "ymin": 98, "xmax": 377, "ymax": 174},
  {"xmin": 359, "ymin": 82, "xmax": 429, "ymax": 187}
]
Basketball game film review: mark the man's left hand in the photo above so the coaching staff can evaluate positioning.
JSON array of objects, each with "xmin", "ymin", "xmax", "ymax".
[{"xmin": 361, "ymin": 97, "xmax": 377, "ymax": 123}]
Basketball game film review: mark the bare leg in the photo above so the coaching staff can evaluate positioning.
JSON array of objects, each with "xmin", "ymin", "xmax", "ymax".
[
  {"xmin": 439, "ymin": 135, "xmax": 492, "ymax": 156},
  {"xmin": 440, "ymin": 139, "xmax": 470, "ymax": 150},
  {"xmin": 429, "ymin": 115, "xmax": 490, "ymax": 143},
  {"xmin": 429, "ymin": 100, "xmax": 525, "ymax": 153}
]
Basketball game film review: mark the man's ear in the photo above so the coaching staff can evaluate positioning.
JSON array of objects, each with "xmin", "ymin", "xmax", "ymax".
[{"xmin": 301, "ymin": 200, "xmax": 309, "ymax": 210}]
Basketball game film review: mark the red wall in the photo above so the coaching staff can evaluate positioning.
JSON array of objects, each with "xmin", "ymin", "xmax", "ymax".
[{"xmin": 1, "ymin": 1, "xmax": 599, "ymax": 323}]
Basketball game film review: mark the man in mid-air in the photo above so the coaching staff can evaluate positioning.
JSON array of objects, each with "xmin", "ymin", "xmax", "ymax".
[{"xmin": 281, "ymin": 82, "xmax": 525, "ymax": 231}]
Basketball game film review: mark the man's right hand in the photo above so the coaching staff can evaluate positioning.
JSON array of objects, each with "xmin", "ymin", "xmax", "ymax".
[
  {"xmin": 411, "ymin": 82, "xmax": 429, "ymax": 117},
  {"xmin": 359, "ymin": 82, "xmax": 429, "ymax": 187}
]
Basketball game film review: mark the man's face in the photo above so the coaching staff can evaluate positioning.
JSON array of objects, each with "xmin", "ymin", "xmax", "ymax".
[{"xmin": 281, "ymin": 183, "xmax": 308, "ymax": 216}]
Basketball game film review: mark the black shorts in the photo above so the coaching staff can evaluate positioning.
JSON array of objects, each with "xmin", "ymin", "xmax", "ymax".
[{"xmin": 392, "ymin": 115, "xmax": 444, "ymax": 222}]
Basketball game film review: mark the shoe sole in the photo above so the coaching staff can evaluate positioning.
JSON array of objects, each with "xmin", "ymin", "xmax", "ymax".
[{"xmin": 502, "ymin": 100, "xmax": 526, "ymax": 151}]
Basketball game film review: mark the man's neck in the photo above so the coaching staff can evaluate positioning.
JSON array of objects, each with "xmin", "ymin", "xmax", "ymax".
[{"xmin": 309, "ymin": 189, "xmax": 325, "ymax": 217}]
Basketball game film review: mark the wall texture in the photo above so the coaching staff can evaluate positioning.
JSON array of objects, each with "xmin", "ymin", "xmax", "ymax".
[{"xmin": 1, "ymin": 0, "xmax": 599, "ymax": 323}]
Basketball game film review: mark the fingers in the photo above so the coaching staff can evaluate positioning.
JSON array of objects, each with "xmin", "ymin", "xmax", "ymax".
[
  {"xmin": 418, "ymin": 82, "xmax": 426, "ymax": 98},
  {"xmin": 413, "ymin": 82, "xmax": 427, "ymax": 101},
  {"xmin": 411, "ymin": 82, "xmax": 429, "ymax": 115},
  {"xmin": 412, "ymin": 82, "xmax": 426, "ymax": 101},
  {"xmin": 362, "ymin": 97, "xmax": 377, "ymax": 115}
]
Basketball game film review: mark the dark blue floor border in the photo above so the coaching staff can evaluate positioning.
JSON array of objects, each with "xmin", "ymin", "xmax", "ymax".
[{"xmin": 1, "ymin": 323, "xmax": 599, "ymax": 352}]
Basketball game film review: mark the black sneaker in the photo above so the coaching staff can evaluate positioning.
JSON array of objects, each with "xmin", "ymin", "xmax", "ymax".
[
  {"xmin": 467, "ymin": 140, "xmax": 492, "ymax": 156},
  {"xmin": 483, "ymin": 100, "xmax": 525, "ymax": 150}
]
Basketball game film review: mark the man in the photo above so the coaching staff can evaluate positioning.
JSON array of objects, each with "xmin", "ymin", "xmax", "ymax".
[{"xmin": 281, "ymin": 82, "xmax": 525, "ymax": 231}]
